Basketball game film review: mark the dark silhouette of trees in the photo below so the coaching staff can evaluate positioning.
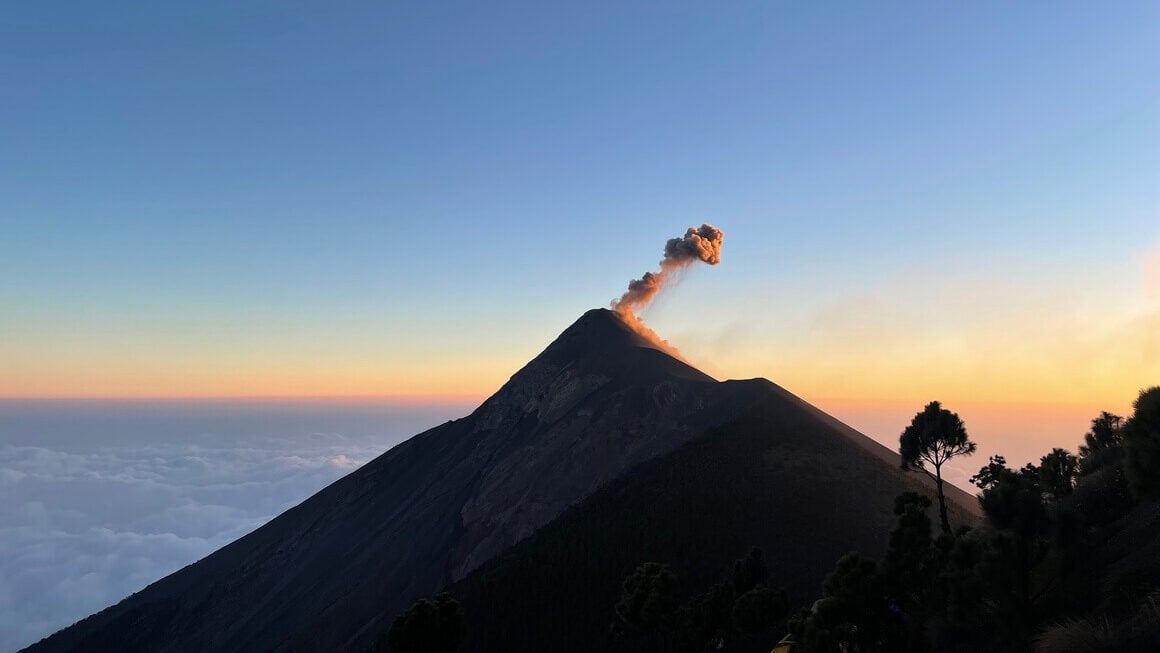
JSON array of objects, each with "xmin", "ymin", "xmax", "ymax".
[
  {"xmin": 618, "ymin": 549, "xmax": 789, "ymax": 653},
  {"xmin": 794, "ymin": 388, "xmax": 1160, "ymax": 652},
  {"xmin": 726, "ymin": 549, "xmax": 788, "ymax": 649},
  {"xmin": 900, "ymin": 401, "xmax": 977, "ymax": 535},
  {"xmin": 731, "ymin": 586, "xmax": 789, "ymax": 641},
  {"xmin": 798, "ymin": 553, "xmax": 893, "ymax": 652},
  {"xmin": 616, "ymin": 562, "xmax": 681, "ymax": 651},
  {"xmin": 732, "ymin": 548, "xmax": 769, "ymax": 595},
  {"xmin": 954, "ymin": 457, "xmax": 1053, "ymax": 647},
  {"xmin": 1124, "ymin": 387, "xmax": 1160, "ymax": 500},
  {"xmin": 881, "ymin": 492, "xmax": 940, "ymax": 613},
  {"xmin": 792, "ymin": 496, "xmax": 942, "ymax": 652},
  {"xmin": 1078, "ymin": 411, "xmax": 1124, "ymax": 474},
  {"xmin": 1036, "ymin": 448, "xmax": 1078, "ymax": 500},
  {"xmin": 382, "ymin": 593, "xmax": 465, "ymax": 653}
]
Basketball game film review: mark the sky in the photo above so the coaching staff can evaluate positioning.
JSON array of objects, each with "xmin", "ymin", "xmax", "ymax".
[
  {"xmin": 2, "ymin": 4, "xmax": 1159, "ymax": 444},
  {"xmin": 1, "ymin": 5, "xmax": 1159, "ymax": 648}
]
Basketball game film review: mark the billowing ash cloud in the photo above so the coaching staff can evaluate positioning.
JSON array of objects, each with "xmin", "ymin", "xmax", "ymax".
[{"xmin": 613, "ymin": 223, "xmax": 724, "ymax": 314}]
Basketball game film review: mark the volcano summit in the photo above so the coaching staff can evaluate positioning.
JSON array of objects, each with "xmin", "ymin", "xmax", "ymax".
[{"xmin": 23, "ymin": 309, "xmax": 977, "ymax": 652}]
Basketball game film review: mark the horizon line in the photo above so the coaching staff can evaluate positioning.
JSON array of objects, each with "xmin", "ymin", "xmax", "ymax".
[{"xmin": 0, "ymin": 393, "xmax": 488, "ymax": 404}]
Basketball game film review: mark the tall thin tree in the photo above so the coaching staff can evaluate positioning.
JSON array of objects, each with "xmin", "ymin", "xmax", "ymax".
[{"xmin": 900, "ymin": 401, "xmax": 976, "ymax": 535}]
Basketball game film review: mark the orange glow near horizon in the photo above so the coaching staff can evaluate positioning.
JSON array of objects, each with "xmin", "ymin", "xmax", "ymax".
[
  {"xmin": 0, "ymin": 355, "xmax": 510, "ymax": 402},
  {"xmin": 4, "ymin": 246, "xmax": 1156, "ymax": 410}
]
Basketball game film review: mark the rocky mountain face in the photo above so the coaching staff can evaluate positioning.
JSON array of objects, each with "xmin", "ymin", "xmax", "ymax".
[
  {"xmin": 450, "ymin": 379, "xmax": 981, "ymax": 651},
  {"xmin": 24, "ymin": 309, "xmax": 794, "ymax": 652}
]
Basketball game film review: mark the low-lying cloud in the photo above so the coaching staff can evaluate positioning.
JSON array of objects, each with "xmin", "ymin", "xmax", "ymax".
[{"xmin": 0, "ymin": 401, "xmax": 467, "ymax": 652}]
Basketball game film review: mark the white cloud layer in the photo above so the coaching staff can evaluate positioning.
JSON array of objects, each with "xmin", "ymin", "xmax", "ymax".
[{"xmin": 0, "ymin": 401, "xmax": 466, "ymax": 652}]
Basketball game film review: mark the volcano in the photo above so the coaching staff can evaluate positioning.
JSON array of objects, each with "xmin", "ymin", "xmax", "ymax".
[{"xmin": 23, "ymin": 309, "xmax": 978, "ymax": 652}]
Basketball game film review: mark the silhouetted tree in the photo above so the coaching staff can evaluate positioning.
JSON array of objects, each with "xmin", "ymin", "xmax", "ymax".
[
  {"xmin": 731, "ymin": 585, "xmax": 789, "ymax": 640},
  {"xmin": 732, "ymin": 547, "xmax": 770, "ymax": 595},
  {"xmin": 383, "ymin": 593, "xmax": 465, "ymax": 653},
  {"xmin": 972, "ymin": 457, "xmax": 1048, "ymax": 538},
  {"xmin": 801, "ymin": 553, "xmax": 893, "ymax": 652},
  {"xmin": 969, "ymin": 455, "xmax": 1008, "ymax": 491},
  {"xmin": 1078, "ymin": 411, "xmax": 1124, "ymax": 475},
  {"xmin": 1124, "ymin": 387, "xmax": 1160, "ymax": 500},
  {"xmin": 941, "ymin": 455, "xmax": 1054, "ymax": 649},
  {"xmin": 881, "ymin": 492, "xmax": 939, "ymax": 612},
  {"xmin": 900, "ymin": 401, "xmax": 977, "ymax": 535},
  {"xmin": 1036, "ymin": 448, "xmax": 1078, "ymax": 500},
  {"xmin": 674, "ymin": 581, "xmax": 733, "ymax": 652},
  {"xmin": 645, "ymin": 548, "xmax": 782, "ymax": 653},
  {"xmin": 617, "ymin": 562, "xmax": 681, "ymax": 651}
]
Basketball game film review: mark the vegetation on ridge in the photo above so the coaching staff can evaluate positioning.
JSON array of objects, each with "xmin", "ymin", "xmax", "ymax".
[
  {"xmin": 385, "ymin": 387, "xmax": 1160, "ymax": 653},
  {"xmin": 790, "ymin": 386, "xmax": 1160, "ymax": 652}
]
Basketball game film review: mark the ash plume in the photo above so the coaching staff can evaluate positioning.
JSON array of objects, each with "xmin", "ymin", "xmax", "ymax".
[
  {"xmin": 613, "ymin": 224, "xmax": 724, "ymax": 315},
  {"xmin": 610, "ymin": 224, "xmax": 724, "ymax": 358}
]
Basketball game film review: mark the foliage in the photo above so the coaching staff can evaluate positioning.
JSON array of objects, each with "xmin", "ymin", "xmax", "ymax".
[
  {"xmin": 383, "ymin": 593, "xmax": 465, "ymax": 653},
  {"xmin": 1078, "ymin": 412, "xmax": 1124, "ymax": 475},
  {"xmin": 881, "ymin": 492, "xmax": 939, "ymax": 612},
  {"xmin": 616, "ymin": 549, "xmax": 790, "ymax": 653},
  {"xmin": 795, "ymin": 391, "xmax": 1160, "ymax": 652},
  {"xmin": 800, "ymin": 553, "xmax": 901, "ymax": 652},
  {"xmin": 732, "ymin": 548, "xmax": 770, "ymax": 596},
  {"xmin": 446, "ymin": 388, "xmax": 1160, "ymax": 652},
  {"xmin": 674, "ymin": 581, "xmax": 734, "ymax": 652},
  {"xmin": 969, "ymin": 454, "xmax": 1009, "ymax": 491},
  {"xmin": 794, "ymin": 496, "xmax": 943, "ymax": 653},
  {"xmin": 899, "ymin": 401, "xmax": 977, "ymax": 534},
  {"xmin": 1036, "ymin": 448, "xmax": 1078, "ymax": 501},
  {"xmin": 1124, "ymin": 387, "xmax": 1160, "ymax": 500},
  {"xmin": 616, "ymin": 562, "xmax": 682, "ymax": 635},
  {"xmin": 731, "ymin": 586, "xmax": 789, "ymax": 638},
  {"xmin": 972, "ymin": 457, "xmax": 1049, "ymax": 537}
]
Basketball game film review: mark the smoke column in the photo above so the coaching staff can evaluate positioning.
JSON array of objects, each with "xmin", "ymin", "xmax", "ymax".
[
  {"xmin": 611, "ymin": 224, "xmax": 724, "ymax": 356},
  {"xmin": 613, "ymin": 224, "xmax": 724, "ymax": 315}
]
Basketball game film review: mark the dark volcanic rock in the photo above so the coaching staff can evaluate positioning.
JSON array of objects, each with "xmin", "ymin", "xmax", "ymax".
[
  {"xmin": 450, "ymin": 380, "xmax": 980, "ymax": 652},
  {"xmin": 23, "ymin": 309, "xmax": 783, "ymax": 653}
]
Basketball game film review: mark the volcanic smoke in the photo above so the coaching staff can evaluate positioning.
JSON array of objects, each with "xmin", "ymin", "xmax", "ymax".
[
  {"xmin": 613, "ymin": 224, "xmax": 724, "ymax": 314},
  {"xmin": 611, "ymin": 224, "xmax": 724, "ymax": 355}
]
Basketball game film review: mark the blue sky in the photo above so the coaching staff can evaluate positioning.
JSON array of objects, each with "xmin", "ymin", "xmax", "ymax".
[{"xmin": 2, "ymin": 2, "xmax": 1158, "ymax": 403}]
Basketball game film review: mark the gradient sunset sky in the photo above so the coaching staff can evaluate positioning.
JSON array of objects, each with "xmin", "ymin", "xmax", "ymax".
[{"xmin": 3, "ymin": 2, "xmax": 1158, "ymax": 436}]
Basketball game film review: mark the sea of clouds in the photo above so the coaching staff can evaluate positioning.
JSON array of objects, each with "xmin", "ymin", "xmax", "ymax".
[{"xmin": 0, "ymin": 400, "xmax": 469, "ymax": 652}]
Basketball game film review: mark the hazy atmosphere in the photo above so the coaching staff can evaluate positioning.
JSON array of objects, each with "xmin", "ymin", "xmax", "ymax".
[
  {"xmin": 3, "ymin": 2, "xmax": 1159, "ymax": 652},
  {"xmin": 0, "ymin": 400, "xmax": 469, "ymax": 650}
]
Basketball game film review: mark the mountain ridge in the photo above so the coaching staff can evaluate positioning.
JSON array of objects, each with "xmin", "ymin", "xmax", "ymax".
[{"xmin": 25, "ymin": 308, "xmax": 815, "ymax": 652}]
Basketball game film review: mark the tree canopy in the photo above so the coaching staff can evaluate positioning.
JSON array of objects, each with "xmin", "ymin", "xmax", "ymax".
[
  {"xmin": 899, "ymin": 401, "xmax": 976, "ymax": 534},
  {"xmin": 384, "ymin": 593, "xmax": 465, "ymax": 653}
]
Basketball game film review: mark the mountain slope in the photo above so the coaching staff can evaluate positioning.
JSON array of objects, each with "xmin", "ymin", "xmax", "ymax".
[
  {"xmin": 23, "ymin": 309, "xmax": 781, "ymax": 653},
  {"xmin": 447, "ymin": 380, "xmax": 978, "ymax": 652}
]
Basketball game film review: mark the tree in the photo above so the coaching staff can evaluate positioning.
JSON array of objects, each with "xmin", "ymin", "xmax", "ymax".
[
  {"xmin": 616, "ymin": 562, "xmax": 681, "ymax": 651},
  {"xmin": 1124, "ymin": 387, "xmax": 1160, "ymax": 499},
  {"xmin": 384, "ymin": 593, "xmax": 465, "ymax": 653},
  {"xmin": 801, "ymin": 553, "xmax": 893, "ymax": 652},
  {"xmin": 969, "ymin": 455, "xmax": 1009, "ymax": 491},
  {"xmin": 1036, "ymin": 448, "xmax": 1078, "ymax": 500},
  {"xmin": 731, "ymin": 585, "xmax": 789, "ymax": 639},
  {"xmin": 881, "ymin": 492, "xmax": 937, "ymax": 611},
  {"xmin": 732, "ymin": 547, "xmax": 770, "ymax": 595},
  {"xmin": 1077, "ymin": 411, "xmax": 1124, "ymax": 475},
  {"xmin": 900, "ymin": 401, "xmax": 977, "ymax": 535}
]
